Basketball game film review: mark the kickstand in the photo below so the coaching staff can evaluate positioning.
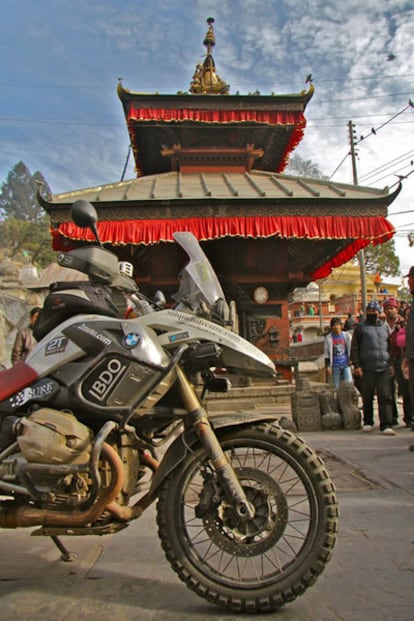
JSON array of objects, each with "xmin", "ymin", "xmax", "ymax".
[{"xmin": 50, "ymin": 535, "xmax": 77, "ymax": 562}]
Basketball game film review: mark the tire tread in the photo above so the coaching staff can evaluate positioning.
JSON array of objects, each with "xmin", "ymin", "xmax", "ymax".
[{"xmin": 156, "ymin": 422, "xmax": 339, "ymax": 613}]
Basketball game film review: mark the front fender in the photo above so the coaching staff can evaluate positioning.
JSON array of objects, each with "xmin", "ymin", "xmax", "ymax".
[{"xmin": 149, "ymin": 411, "xmax": 278, "ymax": 498}]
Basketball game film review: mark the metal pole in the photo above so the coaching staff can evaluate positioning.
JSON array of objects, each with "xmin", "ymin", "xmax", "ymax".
[
  {"xmin": 318, "ymin": 280, "xmax": 323, "ymax": 334},
  {"xmin": 348, "ymin": 120, "xmax": 367, "ymax": 312}
]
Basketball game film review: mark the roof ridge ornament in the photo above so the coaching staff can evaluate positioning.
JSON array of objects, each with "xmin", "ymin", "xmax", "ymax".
[{"xmin": 190, "ymin": 17, "xmax": 229, "ymax": 95}]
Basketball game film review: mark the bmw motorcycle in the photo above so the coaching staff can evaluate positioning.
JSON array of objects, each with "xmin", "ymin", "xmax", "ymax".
[{"xmin": 0, "ymin": 200, "xmax": 338, "ymax": 613}]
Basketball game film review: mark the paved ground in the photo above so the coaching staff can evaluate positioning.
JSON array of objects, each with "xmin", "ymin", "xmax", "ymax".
[{"xmin": 0, "ymin": 424, "xmax": 413, "ymax": 621}]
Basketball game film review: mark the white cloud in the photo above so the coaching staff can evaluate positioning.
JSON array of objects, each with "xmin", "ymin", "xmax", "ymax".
[{"xmin": 0, "ymin": 0, "xmax": 413, "ymax": 273}]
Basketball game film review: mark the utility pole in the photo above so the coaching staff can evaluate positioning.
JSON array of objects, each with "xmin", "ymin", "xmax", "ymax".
[
  {"xmin": 348, "ymin": 120, "xmax": 367, "ymax": 312},
  {"xmin": 318, "ymin": 280, "xmax": 323, "ymax": 334}
]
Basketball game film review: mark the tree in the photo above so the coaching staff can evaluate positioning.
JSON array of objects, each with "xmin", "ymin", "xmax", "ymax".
[
  {"xmin": 0, "ymin": 161, "xmax": 51, "ymax": 222},
  {"xmin": 0, "ymin": 217, "xmax": 56, "ymax": 267},
  {"xmin": 0, "ymin": 161, "xmax": 56, "ymax": 267},
  {"xmin": 362, "ymin": 238, "xmax": 400, "ymax": 277},
  {"xmin": 286, "ymin": 154, "xmax": 328, "ymax": 179}
]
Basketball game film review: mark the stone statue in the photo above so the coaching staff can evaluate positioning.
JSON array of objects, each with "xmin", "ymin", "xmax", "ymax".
[
  {"xmin": 319, "ymin": 391, "xmax": 343, "ymax": 430},
  {"xmin": 337, "ymin": 382, "xmax": 361, "ymax": 430}
]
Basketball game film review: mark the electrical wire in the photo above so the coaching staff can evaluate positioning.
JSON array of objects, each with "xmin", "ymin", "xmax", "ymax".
[
  {"xmin": 120, "ymin": 145, "xmax": 131, "ymax": 182},
  {"xmin": 360, "ymin": 165, "xmax": 413, "ymax": 187},
  {"xmin": 388, "ymin": 167, "xmax": 414, "ymax": 189},
  {"xmin": 329, "ymin": 101, "xmax": 414, "ymax": 179},
  {"xmin": 2, "ymin": 72, "xmax": 413, "ymax": 92},
  {"xmin": 316, "ymin": 92, "xmax": 413, "ymax": 105},
  {"xmin": 359, "ymin": 162, "xmax": 414, "ymax": 187},
  {"xmin": 0, "ymin": 117, "xmax": 124, "ymax": 127},
  {"xmin": 359, "ymin": 149, "xmax": 414, "ymax": 183},
  {"xmin": 329, "ymin": 152, "xmax": 350, "ymax": 180},
  {"xmin": 356, "ymin": 100, "xmax": 414, "ymax": 145},
  {"xmin": 387, "ymin": 209, "xmax": 414, "ymax": 217}
]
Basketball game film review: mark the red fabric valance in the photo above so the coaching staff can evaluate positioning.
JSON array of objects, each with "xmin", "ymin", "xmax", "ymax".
[
  {"xmin": 127, "ymin": 107, "xmax": 306, "ymax": 126},
  {"xmin": 127, "ymin": 108, "xmax": 306, "ymax": 174},
  {"xmin": 310, "ymin": 239, "xmax": 375, "ymax": 280},
  {"xmin": 51, "ymin": 214, "xmax": 395, "ymax": 279}
]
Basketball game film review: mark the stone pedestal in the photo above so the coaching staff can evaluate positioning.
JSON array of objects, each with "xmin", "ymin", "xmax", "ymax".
[{"xmin": 291, "ymin": 390, "xmax": 321, "ymax": 431}]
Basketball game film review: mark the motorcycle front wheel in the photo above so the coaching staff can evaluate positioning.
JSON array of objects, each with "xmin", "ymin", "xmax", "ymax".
[{"xmin": 156, "ymin": 422, "xmax": 338, "ymax": 613}]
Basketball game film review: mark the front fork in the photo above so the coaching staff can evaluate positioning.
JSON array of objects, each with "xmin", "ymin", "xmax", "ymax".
[{"xmin": 176, "ymin": 366, "xmax": 255, "ymax": 521}]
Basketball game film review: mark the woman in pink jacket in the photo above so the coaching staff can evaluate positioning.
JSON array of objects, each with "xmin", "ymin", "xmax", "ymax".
[{"xmin": 395, "ymin": 306, "xmax": 413, "ymax": 428}]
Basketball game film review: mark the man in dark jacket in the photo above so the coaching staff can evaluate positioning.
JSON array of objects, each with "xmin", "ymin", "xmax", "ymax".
[{"xmin": 350, "ymin": 300, "xmax": 395, "ymax": 435}]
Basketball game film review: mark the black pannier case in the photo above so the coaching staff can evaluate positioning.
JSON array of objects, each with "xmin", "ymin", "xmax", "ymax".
[{"xmin": 34, "ymin": 281, "xmax": 128, "ymax": 341}]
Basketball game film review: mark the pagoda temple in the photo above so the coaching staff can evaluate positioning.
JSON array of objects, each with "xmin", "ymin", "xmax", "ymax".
[{"xmin": 39, "ymin": 18, "xmax": 399, "ymax": 371}]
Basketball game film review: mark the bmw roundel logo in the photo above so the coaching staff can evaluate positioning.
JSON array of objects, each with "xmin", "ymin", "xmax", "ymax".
[{"xmin": 123, "ymin": 332, "xmax": 141, "ymax": 349}]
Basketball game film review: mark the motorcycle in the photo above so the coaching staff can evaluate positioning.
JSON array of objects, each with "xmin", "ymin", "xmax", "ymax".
[{"xmin": 0, "ymin": 200, "xmax": 338, "ymax": 613}]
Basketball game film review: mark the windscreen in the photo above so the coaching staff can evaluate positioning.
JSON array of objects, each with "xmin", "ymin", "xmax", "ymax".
[{"xmin": 172, "ymin": 232, "xmax": 227, "ymax": 315}]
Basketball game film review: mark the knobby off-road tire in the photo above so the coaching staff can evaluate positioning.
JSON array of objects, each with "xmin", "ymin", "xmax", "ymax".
[{"xmin": 156, "ymin": 422, "xmax": 338, "ymax": 613}]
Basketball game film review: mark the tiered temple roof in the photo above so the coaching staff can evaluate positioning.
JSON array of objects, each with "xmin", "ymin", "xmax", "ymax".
[{"xmin": 39, "ymin": 18, "xmax": 398, "ymax": 292}]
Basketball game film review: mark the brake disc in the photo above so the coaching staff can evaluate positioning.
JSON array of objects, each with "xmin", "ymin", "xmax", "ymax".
[{"xmin": 202, "ymin": 467, "xmax": 289, "ymax": 557}]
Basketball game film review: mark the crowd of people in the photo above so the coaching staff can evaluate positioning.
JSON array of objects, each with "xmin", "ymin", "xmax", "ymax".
[{"xmin": 323, "ymin": 268, "xmax": 414, "ymax": 440}]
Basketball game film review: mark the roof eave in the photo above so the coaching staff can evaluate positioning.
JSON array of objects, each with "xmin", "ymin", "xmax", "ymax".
[
  {"xmin": 38, "ymin": 177, "xmax": 401, "ymax": 211},
  {"xmin": 117, "ymin": 82, "xmax": 314, "ymax": 110}
]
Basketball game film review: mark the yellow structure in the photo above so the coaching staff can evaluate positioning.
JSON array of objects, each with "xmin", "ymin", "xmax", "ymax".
[
  {"xmin": 289, "ymin": 260, "xmax": 402, "ymax": 342},
  {"xmin": 318, "ymin": 261, "xmax": 399, "ymax": 302}
]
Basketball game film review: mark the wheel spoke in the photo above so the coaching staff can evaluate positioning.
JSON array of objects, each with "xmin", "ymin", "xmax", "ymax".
[
  {"xmin": 178, "ymin": 444, "xmax": 315, "ymax": 584},
  {"xmin": 156, "ymin": 424, "xmax": 338, "ymax": 610}
]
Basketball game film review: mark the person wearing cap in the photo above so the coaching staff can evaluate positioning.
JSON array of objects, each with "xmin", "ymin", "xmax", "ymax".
[
  {"xmin": 324, "ymin": 317, "xmax": 353, "ymax": 390},
  {"xmin": 383, "ymin": 297, "xmax": 409, "ymax": 426},
  {"xmin": 402, "ymin": 267, "xmax": 414, "ymax": 448},
  {"xmin": 350, "ymin": 300, "xmax": 395, "ymax": 435}
]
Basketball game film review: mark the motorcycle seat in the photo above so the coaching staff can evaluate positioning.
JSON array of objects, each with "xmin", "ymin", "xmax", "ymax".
[{"xmin": 0, "ymin": 362, "xmax": 39, "ymax": 402}]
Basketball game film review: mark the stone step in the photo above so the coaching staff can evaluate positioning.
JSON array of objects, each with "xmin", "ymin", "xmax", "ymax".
[{"xmin": 205, "ymin": 383, "xmax": 294, "ymax": 413}]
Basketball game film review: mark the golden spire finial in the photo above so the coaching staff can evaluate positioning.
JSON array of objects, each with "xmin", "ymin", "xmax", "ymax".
[
  {"xmin": 190, "ymin": 17, "xmax": 229, "ymax": 95},
  {"xmin": 203, "ymin": 17, "xmax": 216, "ymax": 53}
]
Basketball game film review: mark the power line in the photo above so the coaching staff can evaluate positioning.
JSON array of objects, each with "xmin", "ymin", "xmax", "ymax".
[
  {"xmin": 329, "ymin": 152, "xmax": 350, "ymax": 180},
  {"xmin": 387, "ymin": 209, "xmax": 414, "ymax": 217},
  {"xmin": 309, "ymin": 111, "xmax": 414, "ymax": 122},
  {"xmin": 309, "ymin": 120, "xmax": 414, "ymax": 129},
  {"xmin": 329, "ymin": 101, "xmax": 414, "ymax": 179},
  {"xmin": 366, "ymin": 164, "xmax": 414, "ymax": 187},
  {"xmin": 1, "ymin": 116, "xmax": 412, "ymax": 131},
  {"xmin": 0, "ymin": 86, "xmax": 413, "ymax": 131},
  {"xmin": 316, "ymin": 92, "xmax": 413, "ymax": 105},
  {"xmin": 0, "ymin": 117, "xmax": 124, "ymax": 127},
  {"xmin": 359, "ymin": 149, "xmax": 414, "ymax": 183},
  {"xmin": 361, "ymin": 149, "xmax": 414, "ymax": 175},
  {"xmin": 356, "ymin": 100, "xmax": 414, "ymax": 145},
  {"xmin": 231, "ymin": 77, "xmax": 414, "ymax": 90},
  {"xmin": 388, "ymin": 167, "xmax": 414, "ymax": 190},
  {"xmin": 2, "ymin": 72, "xmax": 413, "ymax": 92},
  {"xmin": 309, "ymin": 73, "xmax": 414, "ymax": 85},
  {"xmin": 0, "ymin": 84, "xmax": 412, "ymax": 105},
  {"xmin": 1, "ymin": 113, "xmax": 412, "ymax": 132},
  {"xmin": 361, "ymin": 169, "xmax": 412, "ymax": 188}
]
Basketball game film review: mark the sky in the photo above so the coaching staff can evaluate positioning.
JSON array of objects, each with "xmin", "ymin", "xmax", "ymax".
[{"xmin": 1, "ymin": 0, "xmax": 413, "ymax": 277}]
